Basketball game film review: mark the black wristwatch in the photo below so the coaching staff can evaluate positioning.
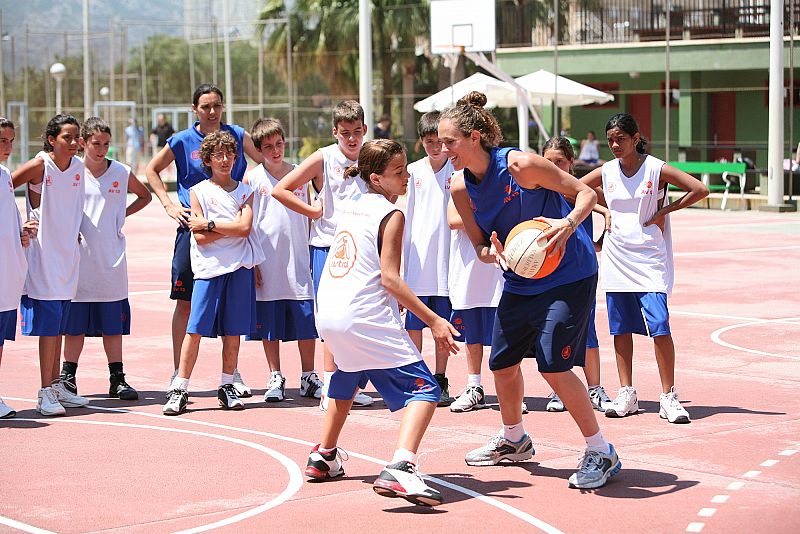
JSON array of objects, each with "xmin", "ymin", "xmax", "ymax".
[{"xmin": 207, "ymin": 220, "xmax": 216, "ymax": 232}]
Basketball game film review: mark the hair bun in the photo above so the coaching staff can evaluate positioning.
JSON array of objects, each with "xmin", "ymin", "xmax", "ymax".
[{"xmin": 458, "ymin": 91, "xmax": 487, "ymax": 109}]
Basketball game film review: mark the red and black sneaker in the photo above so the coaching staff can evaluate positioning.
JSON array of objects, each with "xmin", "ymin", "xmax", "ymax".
[
  {"xmin": 305, "ymin": 444, "xmax": 346, "ymax": 481},
  {"xmin": 372, "ymin": 461, "xmax": 443, "ymax": 507}
]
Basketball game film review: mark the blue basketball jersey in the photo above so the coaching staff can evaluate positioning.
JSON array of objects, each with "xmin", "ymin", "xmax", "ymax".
[
  {"xmin": 168, "ymin": 122, "xmax": 247, "ymax": 208},
  {"xmin": 463, "ymin": 147, "xmax": 597, "ymax": 295}
]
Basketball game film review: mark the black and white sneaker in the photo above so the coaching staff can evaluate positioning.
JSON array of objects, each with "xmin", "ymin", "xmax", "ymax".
[
  {"xmin": 264, "ymin": 373, "xmax": 286, "ymax": 402},
  {"xmin": 450, "ymin": 385, "xmax": 486, "ymax": 412},
  {"xmin": 373, "ymin": 461, "xmax": 443, "ymax": 507},
  {"xmin": 218, "ymin": 383, "xmax": 245, "ymax": 410},
  {"xmin": 465, "ymin": 434, "xmax": 535, "ymax": 466},
  {"xmin": 163, "ymin": 389, "xmax": 188, "ymax": 415},
  {"xmin": 60, "ymin": 370, "xmax": 78, "ymax": 395},
  {"xmin": 109, "ymin": 372, "xmax": 139, "ymax": 401},
  {"xmin": 299, "ymin": 372, "xmax": 323, "ymax": 399},
  {"xmin": 305, "ymin": 444, "xmax": 346, "ymax": 480}
]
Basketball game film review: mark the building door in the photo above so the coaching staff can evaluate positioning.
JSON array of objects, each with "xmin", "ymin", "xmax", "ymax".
[
  {"xmin": 709, "ymin": 92, "xmax": 736, "ymax": 161},
  {"xmin": 627, "ymin": 93, "xmax": 652, "ymax": 146}
]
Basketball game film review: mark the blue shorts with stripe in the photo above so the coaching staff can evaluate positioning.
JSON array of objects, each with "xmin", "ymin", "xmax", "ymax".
[
  {"xmin": 586, "ymin": 302, "xmax": 599, "ymax": 349},
  {"xmin": 170, "ymin": 227, "xmax": 194, "ymax": 301},
  {"xmin": 187, "ymin": 267, "xmax": 256, "ymax": 338},
  {"xmin": 606, "ymin": 292, "xmax": 670, "ymax": 337},
  {"xmin": 62, "ymin": 300, "xmax": 132, "ymax": 336},
  {"xmin": 405, "ymin": 295, "xmax": 452, "ymax": 331},
  {"xmin": 328, "ymin": 360, "xmax": 440, "ymax": 412},
  {"xmin": 20, "ymin": 296, "xmax": 71, "ymax": 337},
  {"xmin": 450, "ymin": 307, "xmax": 496, "ymax": 346},
  {"xmin": 0, "ymin": 309, "xmax": 16, "ymax": 346},
  {"xmin": 247, "ymin": 299, "xmax": 318, "ymax": 342},
  {"xmin": 309, "ymin": 246, "xmax": 329, "ymax": 298}
]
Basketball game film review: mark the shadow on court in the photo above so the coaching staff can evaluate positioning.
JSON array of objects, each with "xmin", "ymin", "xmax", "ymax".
[{"xmin": 637, "ymin": 399, "xmax": 786, "ymax": 421}]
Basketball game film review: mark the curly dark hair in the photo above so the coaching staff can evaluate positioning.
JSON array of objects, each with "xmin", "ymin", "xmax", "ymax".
[{"xmin": 198, "ymin": 130, "xmax": 238, "ymax": 176}]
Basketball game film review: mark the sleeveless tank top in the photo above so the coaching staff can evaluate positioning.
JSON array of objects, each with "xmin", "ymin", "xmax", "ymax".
[{"xmin": 0, "ymin": 165, "xmax": 27, "ymax": 311}]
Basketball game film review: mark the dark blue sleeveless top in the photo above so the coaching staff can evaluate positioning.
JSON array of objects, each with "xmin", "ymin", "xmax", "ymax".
[{"xmin": 463, "ymin": 147, "xmax": 597, "ymax": 295}]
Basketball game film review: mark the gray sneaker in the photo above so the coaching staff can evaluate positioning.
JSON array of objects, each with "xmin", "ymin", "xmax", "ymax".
[
  {"xmin": 588, "ymin": 385, "xmax": 613, "ymax": 412},
  {"xmin": 568, "ymin": 445, "xmax": 622, "ymax": 489},
  {"xmin": 465, "ymin": 434, "xmax": 534, "ymax": 466},
  {"xmin": 546, "ymin": 392, "xmax": 565, "ymax": 412},
  {"xmin": 450, "ymin": 385, "xmax": 485, "ymax": 413}
]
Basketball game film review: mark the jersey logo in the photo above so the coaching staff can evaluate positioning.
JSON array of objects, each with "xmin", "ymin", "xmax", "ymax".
[
  {"xmin": 46, "ymin": 175, "xmax": 53, "ymax": 186},
  {"xmin": 112, "ymin": 181, "xmax": 119, "ymax": 188},
  {"xmin": 414, "ymin": 178, "xmax": 422, "ymax": 189},
  {"xmin": 607, "ymin": 181, "xmax": 617, "ymax": 193},
  {"xmin": 328, "ymin": 231, "xmax": 357, "ymax": 278},
  {"xmin": 445, "ymin": 176, "xmax": 452, "ymax": 190},
  {"xmin": 191, "ymin": 150, "xmax": 201, "ymax": 160},
  {"xmin": 334, "ymin": 165, "xmax": 344, "ymax": 178},
  {"xmin": 561, "ymin": 345, "xmax": 572, "ymax": 360},
  {"xmin": 108, "ymin": 180, "xmax": 121, "ymax": 194},
  {"xmin": 259, "ymin": 186, "xmax": 269, "ymax": 197},
  {"xmin": 209, "ymin": 197, "xmax": 218, "ymax": 207},
  {"xmin": 74, "ymin": 173, "xmax": 81, "ymax": 181},
  {"xmin": 641, "ymin": 180, "xmax": 654, "ymax": 196}
]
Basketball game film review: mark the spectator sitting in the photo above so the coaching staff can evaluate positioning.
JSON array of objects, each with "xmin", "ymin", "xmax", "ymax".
[
  {"xmin": 578, "ymin": 130, "xmax": 603, "ymax": 166},
  {"xmin": 373, "ymin": 114, "xmax": 391, "ymax": 139}
]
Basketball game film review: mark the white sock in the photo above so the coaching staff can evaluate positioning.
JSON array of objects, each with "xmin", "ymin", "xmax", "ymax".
[
  {"xmin": 584, "ymin": 430, "xmax": 611, "ymax": 454},
  {"xmin": 221, "ymin": 372, "xmax": 234, "ymax": 386},
  {"xmin": 319, "ymin": 445, "xmax": 336, "ymax": 454},
  {"xmin": 502, "ymin": 422, "xmax": 525, "ymax": 443},
  {"xmin": 391, "ymin": 448, "xmax": 417, "ymax": 465},
  {"xmin": 170, "ymin": 377, "xmax": 189, "ymax": 391},
  {"xmin": 271, "ymin": 370, "xmax": 284, "ymax": 378},
  {"xmin": 467, "ymin": 374, "xmax": 482, "ymax": 387}
]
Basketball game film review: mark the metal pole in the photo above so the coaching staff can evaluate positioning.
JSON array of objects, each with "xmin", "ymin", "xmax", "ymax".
[
  {"xmin": 789, "ymin": 0, "xmax": 795, "ymax": 200},
  {"xmin": 359, "ymin": 0, "xmax": 374, "ymax": 139},
  {"xmin": 55, "ymin": 79, "xmax": 62, "ymax": 115},
  {"xmin": 258, "ymin": 27, "xmax": 264, "ymax": 115},
  {"xmin": 665, "ymin": 0, "xmax": 671, "ymax": 161},
  {"xmin": 0, "ymin": 10, "xmax": 5, "ymax": 114},
  {"xmin": 553, "ymin": 0, "xmax": 558, "ymax": 137},
  {"xmin": 189, "ymin": 42, "xmax": 196, "ymax": 93},
  {"xmin": 83, "ymin": 0, "xmax": 91, "ymax": 120},
  {"xmin": 109, "ymin": 20, "xmax": 116, "ymax": 103},
  {"xmin": 222, "ymin": 0, "xmax": 233, "ymax": 124},
  {"xmin": 212, "ymin": 17, "xmax": 218, "ymax": 84},
  {"xmin": 765, "ymin": 0, "xmax": 789, "ymax": 208},
  {"xmin": 121, "ymin": 27, "xmax": 128, "ymax": 101},
  {"xmin": 24, "ymin": 26, "xmax": 28, "ymax": 114},
  {"xmin": 287, "ymin": 16, "xmax": 295, "ymax": 158},
  {"xmin": 140, "ymin": 44, "xmax": 148, "ymax": 159}
]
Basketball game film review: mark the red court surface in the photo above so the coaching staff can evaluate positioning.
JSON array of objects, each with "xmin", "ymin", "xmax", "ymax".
[{"xmin": 2, "ymin": 201, "xmax": 799, "ymax": 533}]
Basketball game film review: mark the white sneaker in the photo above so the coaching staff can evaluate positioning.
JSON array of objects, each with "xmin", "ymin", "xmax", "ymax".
[
  {"xmin": 373, "ymin": 461, "xmax": 443, "ymax": 506},
  {"xmin": 546, "ymin": 392, "xmax": 565, "ymax": 412},
  {"xmin": 450, "ymin": 385, "xmax": 485, "ymax": 413},
  {"xmin": 589, "ymin": 385, "xmax": 613, "ymax": 412},
  {"xmin": 264, "ymin": 373, "xmax": 286, "ymax": 402},
  {"xmin": 232, "ymin": 368, "xmax": 252, "ymax": 398},
  {"xmin": 659, "ymin": 387, "xmax": 691, "ymax": 424},
  {"xmin": 521, "ymin": 399, "xmax": 529, "ymax": 415},
  {"xmin": 299, "ymin": 372, "xmax": 323, "ymax": 399},
  {"xmin": 51, "ymin": 381, "xmax": 90, "ymax": 408},
  {"xmin": 37, "ymin": 387, "xmax": 66, "ymax": 416},
  {"xmin": 353, "ymin": 390, "xmax": 374, "ymax": 407},
  {"xmin": 0, "ymin": 397, "xmax": 17, "ymax": 418},
  {"xmin": 605, "ymin": 386, "xmax": 639, "ymax": 418}
]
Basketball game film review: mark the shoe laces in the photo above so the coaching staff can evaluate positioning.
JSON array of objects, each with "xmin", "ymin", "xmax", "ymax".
[
  {"xmin": 576, "ymin": 449, "xmax": 604, "ymax": 472},
  {"xmin": 221, "ymin": 383, "xmax": 238, "ymax": 397},
  {"xmin": 267, "ymin": 374, "xmax": 284, "ymax": 389},
  {"xmin": 663, "ymin": 390, "xmax": 682, "ymax": 409},
  {"xmin": 44, "ymin": 388, "xmax": 60, "ymax": 404},
  {"xmin": 487, "ymin": 434, "xmax": 506, "ymax": 449},
  {"xmin": 306, "ymin": 372, "xmax": 323, "ymax": 387},
  {"xmin": 166, "ymin": 389, "xmax": 184, "ymax": 402}
]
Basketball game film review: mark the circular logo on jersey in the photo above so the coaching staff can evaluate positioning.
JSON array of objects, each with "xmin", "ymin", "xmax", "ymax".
[
  {"xmin": 646, "ymin": 180, "xmax": 653, "ymax": 189},
  {"xmin": 74, "ymin": 173, "xmax": 81, "ymax": 181},
  {"xmin": 191, "ymin": 150, "xmax": 200, "ymax": 160},
  {"xmin": 112, "ymin": 181, "xmax": 119, "ymax": 188},
  {"xmin": 259, "ymin": 186, "xmax": 269, "ymax": 197},
  {"xmin": 334, "ymin": 165, "xmax": 343, "ymax": 178},
  {"xmin": 209, "ymin": 197, "xmax": 218, "ymax": 207},
  {"xmin": 328, "ymin": 231, "xmax": 357, "ymax": 278},
  {"xmin": 607, "ymin": 181, "xmax": 617, "ymax": 193},
  {"xmin": 561, "ymin": 345, "xmax": 572, "ymax": 360}
]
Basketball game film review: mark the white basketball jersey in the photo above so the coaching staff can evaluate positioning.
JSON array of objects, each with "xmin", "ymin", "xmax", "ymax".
[
  {"xmin": 190, "ymin": 180, "xmax": 264, "ymax": 280},
  {"xmin": 248, "ymin": 164, "xmax": 313, "ymax": 301},
  {"xmin": 403, "ymin": 158, "xmax": 454, "ymax": 296},
  {"xmin": 74, "ymin": 160, "xmax": 131, "ymax": 302},
  {"xmin": 24, "ymin": 152, "xmax": 84, "ymax": 300},
  {"xmin": 601, "ymin": 155, "xmax": 674, "ymax": 294},
  {"xmin": 448, "ymin": 228, "xmax": 503, "ymax": 310},
  {"xmin": 308, "ymin": 143, "xmax": 367, "ymax": 248},
  {"xmin": 316, "ymin": 193, "xmax": 421, "ymax": 371},
  {"xmin": 0, "ymin": 165, "xmax": 27, "ymax": 312}
]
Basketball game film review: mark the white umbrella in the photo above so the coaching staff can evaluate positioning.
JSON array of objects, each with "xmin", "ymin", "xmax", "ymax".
[
  {"xmin": 413, "ymin": 73, "xmax": 518, "ymax": 112},
  {"xmin": 514, "ymin": 69, "xmax": 614, "ymax": 107}
]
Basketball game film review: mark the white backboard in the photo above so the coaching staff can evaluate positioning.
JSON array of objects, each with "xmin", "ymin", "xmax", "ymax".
[{"xmin": 430, "ymin": 0, "xmax": 496, "ymax": 55}]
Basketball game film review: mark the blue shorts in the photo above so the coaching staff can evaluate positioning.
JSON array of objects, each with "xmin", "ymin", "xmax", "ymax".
[
  {"xmin": 0, "ymin": 309, "xmax": 16, "ymax": 346},
  {"xmin": 586, "ymin": 302, "xmax": 599, "ymax": 349},
  {"xmin": 489, "ymin": 275, "xmax": 597, "ymax": 373},
  {"xmin": 63, "ymin": 300, "xmax": 131, "ymax": 337},
  {"xmin": 310, "ymin": 246, "xmax": 329, "ymax": 298},
  {"xmin": 450, "ymin": 307, "xmax": 496, "ymax": 346},
  {"xmin": 405, "ymin": 296, "xmax": 452, "ymax": 331},
  {"xmin": 20, "ymin": 296, "xmax": 71, "ymax": 337},
  {"xmin": 328, "ymin": 360, "xmax": 440, "ymax": 412},
  {"xmin": 606, "ymin": 292, "xmax": 671, "ymax": 337},
  {"xmin": 187, "ymin": 267, "xmax": 256, "ymax": 338},
  {"xmin": 170, "ymin": 227, "xmax": 194, "ymax": 301},
  {"xmin": 248, "ymin": 299, "xmax": 318, "ymax": 342}
]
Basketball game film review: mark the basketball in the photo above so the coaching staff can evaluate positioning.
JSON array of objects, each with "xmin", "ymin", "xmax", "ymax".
[{"xmin": 504, "ymin": 220, "xmax": 564, "ymax": 279}]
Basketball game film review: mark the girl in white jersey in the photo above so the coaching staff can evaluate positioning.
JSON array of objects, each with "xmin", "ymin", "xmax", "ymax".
[
  {"xmin": 0, "ymin": 118, "xmax": 36, "ymax": 418},
  {"xmin": 163, "ymin": 131, "xmax": 262, "ymax": 416},
  {"xmin": 60, "ymin": 118, "xmax": 151, "ymax": 402},
  {"xmin": 306, "ymin": 139, "xmax": 460, "ymax": 507},
  {"xmin": 581, "ymin": 113, "xmax": 708, "ymax": 424},
  {"xmin": 12, "ymin": 114, "xmax": 91, "ymax": 416},
  {"xmin": 245, "ymin": 118, "xmax": 322, "ymax": 403}
]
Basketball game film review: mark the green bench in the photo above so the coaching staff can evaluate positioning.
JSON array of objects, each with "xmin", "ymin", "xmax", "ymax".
[{"xmin": 667, "ymin": 161, "xmax": 747, "ymax": 210}]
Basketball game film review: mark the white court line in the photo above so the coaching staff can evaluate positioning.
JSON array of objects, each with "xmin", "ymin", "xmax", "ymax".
[
  {"xmin": 2, "ymin": 418, "xmax": 303, "ymax": 534},
  {"xmin": 779, "ymin": 450, "xmax": 798, "ymax": 456},
  {"xmin": 742, "ymin": 471, "xmax": 762, "ymax": 478},
  {"xmin": 711, "ymin": 495, "xmax": 730, "ymax": 504},
  {"xmin": 710, "ymin": 317, "xmax": 800, "ymax": 361},
  {"xmin": 726, "ymin": 481, "xmax": 745, "ymax": 491},
  {"xmin": 674, "ymin": 245, "xmax": 800, "ymax": 257},
  {"xmin": 697, "ymin": 508, "xmax": 716, "ymax": 518},
  {"xmin": 760, "ymin": 460, "xmax": 779, "ymax": 467},
  {"xmin": 128, "ymin": 289, "xmax": 170, "ymax": 296},
  {"xmin": 686, "ymin": 522, "xmax": 705, "ymax": 532},
  {"xmin": 0, "ymin": 516, "xmax": 55, "ymax": 534},
  {"xmin": 688, "ymin": 220, "xmax": 800, "ymax": 231}
]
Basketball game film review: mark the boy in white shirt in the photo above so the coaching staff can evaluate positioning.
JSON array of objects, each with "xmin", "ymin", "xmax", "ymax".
[
  {"xmin": 245, "ymin": 118, "xmax": 322, "ymax": 402},
  {"xmin": 403, "ymin": 112, "xmax": 455, "ymax": 406}
]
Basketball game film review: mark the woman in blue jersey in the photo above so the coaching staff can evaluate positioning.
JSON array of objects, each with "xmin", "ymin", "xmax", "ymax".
[{"xmin": 440, "ymin": 91, "xmax": 621, "ymax": 489}]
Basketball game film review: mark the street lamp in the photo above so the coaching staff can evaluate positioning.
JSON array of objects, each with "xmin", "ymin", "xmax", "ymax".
[{"xmin": 50, "ymin": 62, "xmax": 66, "ymax": 115}]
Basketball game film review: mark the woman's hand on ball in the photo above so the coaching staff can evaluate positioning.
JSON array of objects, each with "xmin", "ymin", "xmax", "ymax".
[{"xmin": 535, "ymin": 217, "xmax": 572, "ymax": 257}]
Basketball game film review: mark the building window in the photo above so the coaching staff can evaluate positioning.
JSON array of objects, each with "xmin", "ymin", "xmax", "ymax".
[
  {"xmin": 583, "ymin": 82, "xmax": 619, "ymax": 108},
  {"xmin": 660, "ymin": 81, "xmax": 679, "ymax": 108}
]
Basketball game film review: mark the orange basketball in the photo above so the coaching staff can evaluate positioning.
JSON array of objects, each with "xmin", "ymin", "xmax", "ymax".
[{"xmin": 504, "ymin": 220, "xmax": 564, "ymax": 279}]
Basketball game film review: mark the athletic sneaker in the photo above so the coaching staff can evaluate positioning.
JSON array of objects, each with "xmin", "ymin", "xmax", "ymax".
[
  {"xmin": 546, "ymin": 392, "xmax": 565, "ymax": 412},
  {"xmin": 0, "ymin": 397, "xmax": 16, "ymax": 419},
  {"xmin": 521, "ymin": 399, "xmax": 529, "ymax": 415},
  {"xmin": 37, "ymin": 387, "xmax": 66, "ymax": 416},
  {"xmin": 264, "ymin": 374, "xmax": 286, "ymax": 402},
  {"xmin": 450, "ymin": 385, "xmax": 485, "ymax": 413},
  {"xmin": 59, "ymin": 369, "xmax": 78, "ymax": 395},
  {"xmin": 232, "ymin": 369, "xmax": 252, "ymax": 398},
  {"xmin": 163, "ymin": 389, "xmax": 188, "ymax": 415},
  {"xmin": 305, "ymin": 444, "xmax": 346, "ymax": 480},
  {"xmin": 568, "ymin": 445, "xmax": 622, "ymax": 489},
  {"xmin": 299, "ymin": 372, "xmax": 323, "ymax": 399},
  {"xmin": 433, "ymin": 373, "xmax": 453, "ymax": 407},
  {"xmin": 51, "ymin": 381, "xmax": 90, "ymax": 407},
  {"xmin": 218, "ymin": 383, "xmax": 245, "ymax": 410},
  {"xmin": 109, "ymin": 372, "xmax": 139, "ymax": 401},
  {"xmin": 373, "ymin": 461, "xmax": 443, "ymax": 506},
  {"xmin": 589, "ymin": 385, "xmax": 613, "ymax": 412},
  {"xmin": 465, "ymin": 433, "xmax": 535, "ymax": 466},
  {"xmin": 605, "ymin": 386, "xmax": 639, "ymax": 418},
  {"xmin": 353, "ymin": 390, "xmax": 374, "ymax": 407},
  {"xmin": 659, "ymin": 387, "xmax": 691, "ymax": 424}
]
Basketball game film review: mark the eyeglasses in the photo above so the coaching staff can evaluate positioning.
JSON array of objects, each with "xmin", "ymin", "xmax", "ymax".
[{"xmin": 210, "ymin": 151, "xmax": 235, "ymax": 162}]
